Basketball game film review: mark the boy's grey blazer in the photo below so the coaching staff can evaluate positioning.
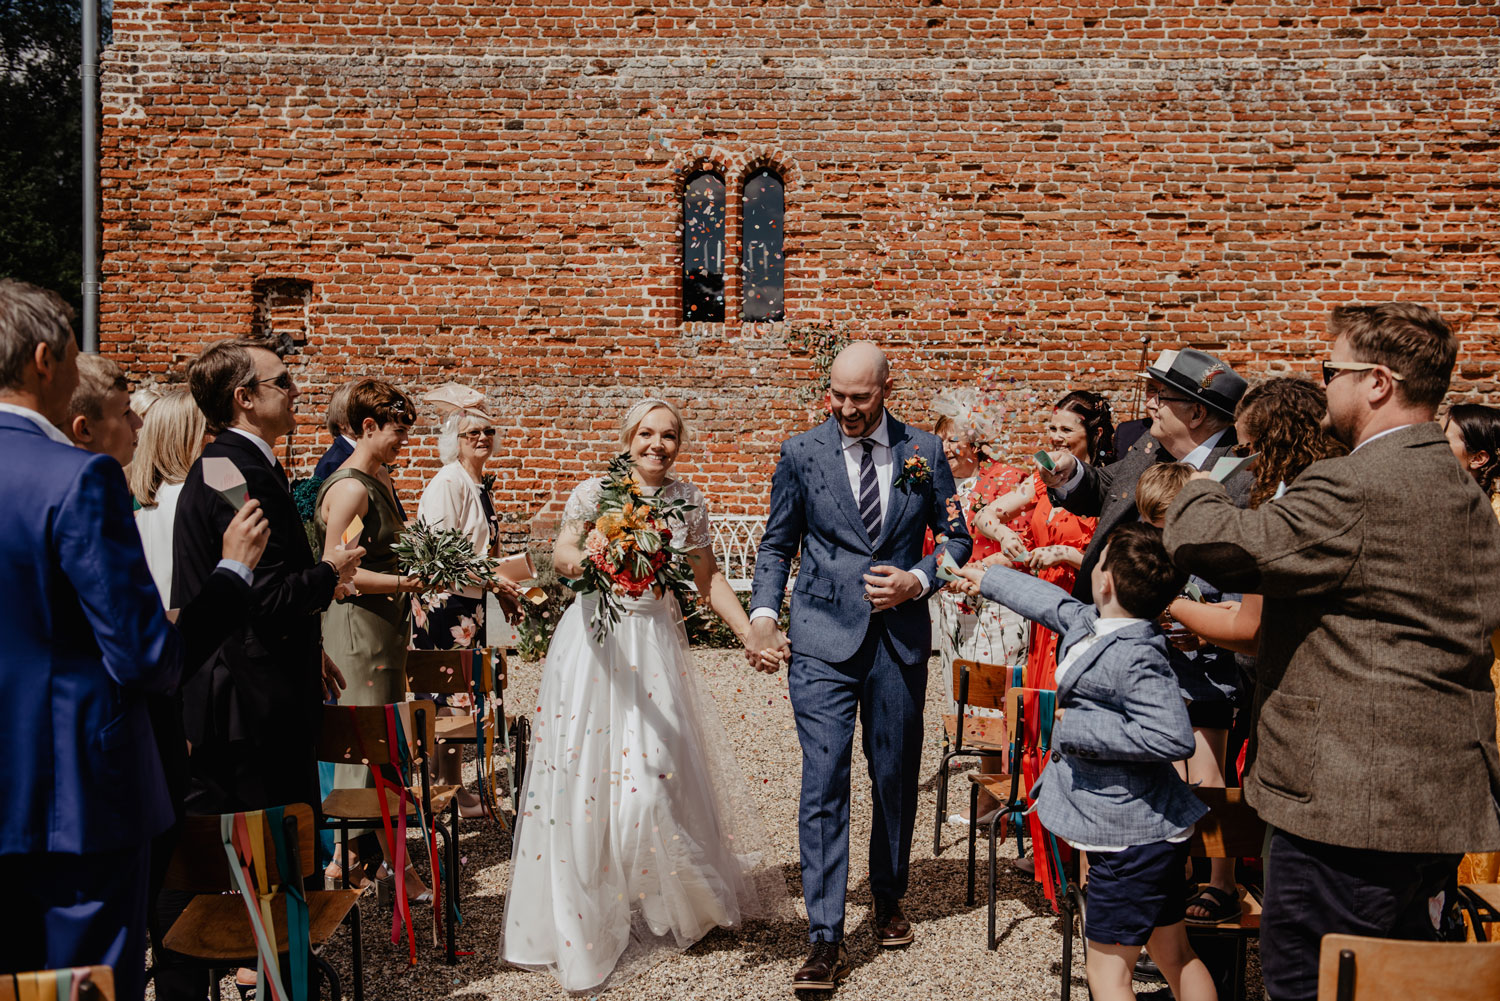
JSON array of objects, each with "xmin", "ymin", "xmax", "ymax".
[
  {"xmin": 1166, "ymin": 422, "xmax": 1500, "ymax": 855},
  {"xmin": 980, "ymin": 566, "xmax": 1207, "ymax": 848}
]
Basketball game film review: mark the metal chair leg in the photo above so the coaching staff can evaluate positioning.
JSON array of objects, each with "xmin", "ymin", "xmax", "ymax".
[
  {"xmin": 312, "ymin": 953, "xmax": 339, "ymax": 1001},
  {"xmin": 986, "ymin": 806, "xmax": 1001, "ymax": 951},
  {"xmin": 966, "ymin": 782, "xmax": 979, "ymax": 906},
  {"xmin": 1060, "ymin": 890, "xmax": 1074, "ymax": 1001},
  {"xmin": 447, "ymin": 799, "xmax": 460, "ymax": 964},
  {"xmin": 350, "ymin": 891, "xmax": 363, "ymax": 1001},
  {"xmin": 933, "ymin": 751, "xmax": 953, "ymax": 854}
]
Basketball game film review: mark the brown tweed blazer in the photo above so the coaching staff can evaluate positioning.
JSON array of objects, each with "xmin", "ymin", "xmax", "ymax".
[{"xmin": 1165, "ymin": 422, "xmax": 1500, "ymax": 854}]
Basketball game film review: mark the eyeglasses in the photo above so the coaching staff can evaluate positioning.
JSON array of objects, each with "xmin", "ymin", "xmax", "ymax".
[
  {"xmin": 1146, "ymin": 387, "xmax": 1195, "ymax": 406},
  {"xmin": 459, "ymin": 428, "xmax": 496, "ymax": 440},
  {"xmin": 1231, "ymin": 442, "xmax": 1257, "ymax": 458},
  {"xmin": 1321, "ymin": 360, "xmax": 1405, "ymax": 386},
  {"xmin": 247, "ymin": 371, "xmax": 294, "ymax": 393}
]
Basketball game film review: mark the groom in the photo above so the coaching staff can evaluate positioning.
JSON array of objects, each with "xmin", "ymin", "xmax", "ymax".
[{"xmin": 748, "ymin": 342, "xmax": 971, "ymax": 989}]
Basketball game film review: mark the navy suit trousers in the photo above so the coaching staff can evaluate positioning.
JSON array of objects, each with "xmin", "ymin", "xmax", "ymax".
[
  {"xmin": 0, "ymin": 843, "xmax": 151, "ymax": 1001},
  {"xmin": 789, "ymin": 617, "xmax": 926, "ymax": 943}
]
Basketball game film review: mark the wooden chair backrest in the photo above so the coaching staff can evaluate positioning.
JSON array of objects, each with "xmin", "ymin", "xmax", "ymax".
[
  {"xmin": 1316, "ymin": 934, "xmax": 1500, "ymax": 1001},
  {"xmin": 404, "ymin": 649, "xmax": 494, "ymax": 697},
  {"xmin": 0, "ymin": 966, "xmax": 115, "ymax": 1001},
  {"xmin": 161, "ymin": 803, "xmax": 316, "ymax": 893},
  {"xmin": 953, "ymin": 659, "xmax": 1011, "ymax": 713},
  {"xmin": 1186, "ymin": 787, "xmax": 1267, "ymax": 859},
  {"xmin": 1004, "ymin": 686, "xmax": 1031, "ymax": 744},
  {"xmin": 316, "ymin": 699, "xmax": 439, "ymax": 768}
]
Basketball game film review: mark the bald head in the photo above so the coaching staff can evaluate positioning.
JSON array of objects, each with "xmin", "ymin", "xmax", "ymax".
[
  {"xmin": 827, "ymin": 341, "xmax": 893, "ymax": 438},
  {"xmin": 830, "ymin": 341, "xmax": 889, "ymax": 385}
]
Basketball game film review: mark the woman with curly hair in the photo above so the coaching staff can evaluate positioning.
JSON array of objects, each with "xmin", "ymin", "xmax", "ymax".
[{"xmin": 1446, "ymin": 403, "xmax": 1500, "ymax": 935}]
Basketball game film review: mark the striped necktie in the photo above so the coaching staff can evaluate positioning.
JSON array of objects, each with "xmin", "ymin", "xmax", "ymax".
[{"xmin": 858, "ymin": 438, "xmax": 882, "ymax": 541}]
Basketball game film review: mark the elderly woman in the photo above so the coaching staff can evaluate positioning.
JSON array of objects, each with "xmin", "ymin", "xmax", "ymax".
[
  {"xmin": 927, "ymin": 389, "xmax": 1030, "ymax": 825},
  {"xmin": 413, "ymin": 384, "xmax": 522, "ymax": 814}
]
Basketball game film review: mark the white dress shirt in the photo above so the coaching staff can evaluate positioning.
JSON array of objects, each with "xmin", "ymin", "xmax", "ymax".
[
  {"xmin": 0, "ymin": 401, "xmax": 73, "ymax": 445},
  {"xmin": 1352, "ymin": 424, "xmax": 1414, "ymax": 453},
  {"xmin": 751, "ymin": 413, "xmax": 929, "ymax": 623},
  {"xmin": 227, "ymin": 426, "xmax": 278, "ymax": 468}
]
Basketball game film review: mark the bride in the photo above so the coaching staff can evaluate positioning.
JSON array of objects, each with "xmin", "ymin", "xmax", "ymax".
[{"xmin": 501, "ymin": 398, "xmax": 787, "ymax": 992}]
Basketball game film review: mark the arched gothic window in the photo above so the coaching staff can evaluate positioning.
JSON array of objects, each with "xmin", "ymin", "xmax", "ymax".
[
  {"xmin": 740, "ymin": 169, "xmax": 784, "ymax": 322},
  {"xmin": 682, "ymin": 171, "xmax": 725, "ymax": 323}
]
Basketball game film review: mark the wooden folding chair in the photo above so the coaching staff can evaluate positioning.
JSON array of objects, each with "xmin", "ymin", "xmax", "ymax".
[
  {"xmin": 1184, "ymin": 787, "xmax": 1267, "ymax": 1001},
  {"xmin": 933, "ymin": 658, "xmax": 1019, "ymax": 853},
  {"xmin": 1458, "ymin": 883, "xmax": 1500, "ymax": 941},
  {"xmin": 404, "ymin": 646, "xmax": 526, "ymax": 824},
  {"xmin": 153, "ymin": 803, "xmax": 358, "ymax": 1001},
  {"xmin": 965, "ymin": 686, "xmax": 1043, "ymax": 951},
  {"xmin": 1, "ymin": 966, "xmax": 113, "ymax": 1000},
  {"xmin": 1316, "ymin": 933, "xmax": 1500, "ymax": 1000},
  {"xmin": 316, "ymin": 700, "xmax": 461, "ymax": 966}
]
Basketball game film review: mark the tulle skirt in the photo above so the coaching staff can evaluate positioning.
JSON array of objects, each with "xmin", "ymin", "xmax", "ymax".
[{"xmin": 501, "ymin": 591, "xmax": 788, "ymax": 993}]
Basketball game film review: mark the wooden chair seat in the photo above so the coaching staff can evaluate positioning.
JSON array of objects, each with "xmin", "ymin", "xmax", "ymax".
[
  {"xmin": 941, "ymin": 713, "xmax": 1010, "ymax": 749},
  {"xmin": 967, "ymin": 772, "xmax": 1016, "ymax": 795},
  {"xmin": 435, "ymin": 715, "xmax": 477, "ymax": 741},
  {"xmin": 163, "ymin": 888, "xmax": 362, "ymax": 961},
  {"xmin": 322, "ymin": 784, "xmax": 458, "ymax": 821}
]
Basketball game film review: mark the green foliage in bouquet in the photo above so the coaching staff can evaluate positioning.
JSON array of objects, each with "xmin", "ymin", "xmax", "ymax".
[
  {"xmin": 290, "ymin": 475, "xmax": 324, "ymax": 554},
  {"xmin": 394, "ymin": 518, "xmax": 500, "ymax": 594},
  {"xmin": 567, "ymin": 453, "xmax": 701, "ymax": 643}
]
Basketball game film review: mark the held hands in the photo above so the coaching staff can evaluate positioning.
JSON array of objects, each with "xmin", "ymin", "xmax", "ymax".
[
  {"xmin": 744, "ymin": 617, "xmax": 790, "ymax": 674},
  {"xmin": 1036, "ymin": 450, "xmax": 1076, "ymax": 489}
]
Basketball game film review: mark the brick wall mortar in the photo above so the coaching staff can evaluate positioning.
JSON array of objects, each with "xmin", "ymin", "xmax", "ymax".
[{"xmin": 100, "ymin": 3, "xmax": 1500, "ymax": 545}]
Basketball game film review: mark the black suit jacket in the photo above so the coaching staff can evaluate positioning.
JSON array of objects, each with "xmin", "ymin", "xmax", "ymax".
[
  {"xmin": 1053, "ymin": 430, "xmax": 1252, "ymax": 599},
  {"xmin": 172, "ymin": 431, "xmax": 337, "ymax": 811}
]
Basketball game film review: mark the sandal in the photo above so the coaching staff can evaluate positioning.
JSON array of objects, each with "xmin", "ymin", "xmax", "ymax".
[
  {"xmin": 1184, "ymin": 884, "xmax": 1241, "ymax": 925},
  {"xmin": 374, "ymin": 863, "xmax": 433, "ymax": 906}
]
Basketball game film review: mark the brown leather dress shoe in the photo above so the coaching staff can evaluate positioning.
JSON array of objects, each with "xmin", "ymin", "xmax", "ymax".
[
  {"xmin": 792, "ymin": 941, "xmax": 851, "ymax": 990},
  {"xmin": 873, "ymin": 901, "xmax": 914, "ymax": 947}
]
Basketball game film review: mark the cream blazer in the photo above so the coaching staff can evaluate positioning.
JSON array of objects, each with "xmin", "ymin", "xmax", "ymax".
[{"xmin": 416, "ymin": 462, "xmax": 492, "ymax": 598}]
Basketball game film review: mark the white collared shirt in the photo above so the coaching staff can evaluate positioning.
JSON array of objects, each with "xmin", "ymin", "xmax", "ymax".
[
  {"xmin": 1054, "ymin": 615, "xmax": 1146, "ymax": 687},
  {"xmin": 838, "ymin": 412, "xmax": 894, "ymax": 525},
  {"xmin": 1352, "ymin": 423, "xmax": 1414, "ymax": 453},
  {"xmin": 227, "ymin": 426, "xmax": 278, "ymax": 468},
  {"xmin": 0, "ymin": 402, "xmax": 73, "ymax": 445}
]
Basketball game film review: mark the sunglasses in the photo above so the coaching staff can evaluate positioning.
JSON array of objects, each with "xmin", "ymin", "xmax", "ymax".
[
  {"xmin": 247, "ymin": 371, "xmax": 294, "ymax": 393},
  {"xmin": 459, "ymin": 427, "xmax": 496, "ymax": 439},
  {"xmin": 1321, "ymin": 360, "xmax": 1405, "ymax": 386}
]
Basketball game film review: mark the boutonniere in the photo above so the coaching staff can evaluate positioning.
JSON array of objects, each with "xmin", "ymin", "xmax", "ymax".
[
  {"xmin": 893, "ymin": 454, "xmax": 932, "ymax": 490},
  {"xmin": 480, "ymin": 472, "xmax": 496, "ymax": 494}
]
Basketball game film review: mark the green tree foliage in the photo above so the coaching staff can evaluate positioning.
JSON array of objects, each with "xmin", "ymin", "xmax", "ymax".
[{"xmin": 0, "ymin": 1, "xmax": 109, "ymax": 316}]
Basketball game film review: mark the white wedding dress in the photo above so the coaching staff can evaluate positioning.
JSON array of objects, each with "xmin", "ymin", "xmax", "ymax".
[{"xmin": 501, "ymin": 477, "xmax": 787, "ymax": 993}]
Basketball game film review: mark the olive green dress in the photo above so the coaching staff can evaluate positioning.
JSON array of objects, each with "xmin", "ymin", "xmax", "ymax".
[{"xmin": 316, "ymin": 468, "xmax": 411, "ymax": 810}]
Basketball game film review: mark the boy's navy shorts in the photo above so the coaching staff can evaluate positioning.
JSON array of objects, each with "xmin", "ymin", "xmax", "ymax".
[{"xmin": 1083, "ymin": 838, "xmax": 1192, "ymax": 946}]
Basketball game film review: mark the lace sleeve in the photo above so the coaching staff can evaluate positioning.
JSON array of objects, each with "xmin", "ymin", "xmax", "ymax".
[
  {"xmin": 560, "ymin": 479, "xmax": 603, "ymax": 534},
  {"xmin": 676, "ymin": 481, "xmax": 713, "ymax": 552}
]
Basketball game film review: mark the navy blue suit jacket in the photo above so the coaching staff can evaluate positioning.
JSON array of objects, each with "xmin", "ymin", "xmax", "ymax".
[
  {"xmin": 750, "ymin": 413, "xmax": 971, "ymax": 666},
  {"xmin": 0, "ymin": 412, "xmax": 184, "ymax": 855},
  {"xmin": 313, "ymin": 436, "xmax": 354, "ymax": 481}
]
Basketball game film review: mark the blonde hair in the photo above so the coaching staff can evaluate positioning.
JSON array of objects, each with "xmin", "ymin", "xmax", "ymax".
[
  {"xmin": 129, "ymin": 389, "xmax": 208, "ymax": 507},
  {"xmin": 67, "ymin": 354, "xmax": 129, "ymax": 424},
  {"xmin": 619, "ymin": 398, "xmax": 688, "ymax": 449},
  {"xmin": 1135, "ymin": 462, "xmax": 1196, "ymax": 525}
]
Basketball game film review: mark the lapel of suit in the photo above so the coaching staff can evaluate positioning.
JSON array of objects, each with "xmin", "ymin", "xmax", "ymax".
[
  {"xmin": 874, "ymin": 415, "xmax": 914, "ymax": 552},
  {"xmin": 1056, "ymin": 619, "xmax": 1155, "ymax": 700},
  {"xmin": 814, "ymin": 419, "xmax": 875, "ymax": 554}
]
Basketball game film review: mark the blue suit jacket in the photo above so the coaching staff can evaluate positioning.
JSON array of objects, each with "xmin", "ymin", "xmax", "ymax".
[
  {"xmin": 979, "ymin": 565, "xmax": 1207, "ymax": 847},
  {"xmin": 751, "ymin": 413, "xmax": 971, "ymax": 666},
  {"xmin": 0, "ymin": 412, "xmax": 183, "ymax": 855},
  {"xmin": 313, "ymin": 436, "xmax": 354, "ymax": 481}
]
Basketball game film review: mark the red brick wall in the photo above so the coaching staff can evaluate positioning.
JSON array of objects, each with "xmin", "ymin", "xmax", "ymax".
[{"xmin": 99, "ymin": 2, "xmax": 1500, "ymax": 544}]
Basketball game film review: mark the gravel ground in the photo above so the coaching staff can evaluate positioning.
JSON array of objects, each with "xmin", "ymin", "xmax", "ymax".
[{"xmin": 300, "ymin": 648, "xmax": 1259, "ymax": 1000}]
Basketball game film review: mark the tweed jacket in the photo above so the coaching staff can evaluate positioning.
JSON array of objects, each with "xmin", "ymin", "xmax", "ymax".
[
  {"xmin": 1053, "ymin": 432, "xmax": 1252, "ymax": 599},
  {"xmin": 751, "ymin": 413, "xmax": 972, "ymax": 666},
  {"xmin": 1165, "ymin": 422, "xmax": 1500, "ymax": 854},
  {"xmin": 979, "ymin": 565, "xmax": 1207, "ymax": 848}
]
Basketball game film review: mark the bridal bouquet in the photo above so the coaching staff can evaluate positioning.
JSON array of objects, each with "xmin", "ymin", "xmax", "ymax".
[{"xmin": 569, "ymin": 453, "xmax": 699, "ymax": 641}]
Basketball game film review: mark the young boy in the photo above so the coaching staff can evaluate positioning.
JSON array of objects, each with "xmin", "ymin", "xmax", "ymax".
[{"xmin": 958, "ymin": 521, "xmax": 1217, "ymax": 1001}]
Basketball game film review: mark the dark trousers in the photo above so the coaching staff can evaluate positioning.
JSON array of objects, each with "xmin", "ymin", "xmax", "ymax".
[
  {"xmin": 1261, "ymin": 829, "xmax": 1461, "ymax": 1001},
  {"xmin": 0, "ymin": 844, "xmax": 151, "ymax": 1001},
  {"xmin": 789, "ymin": 619, "xmax": 926, "ymax": 943}
]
